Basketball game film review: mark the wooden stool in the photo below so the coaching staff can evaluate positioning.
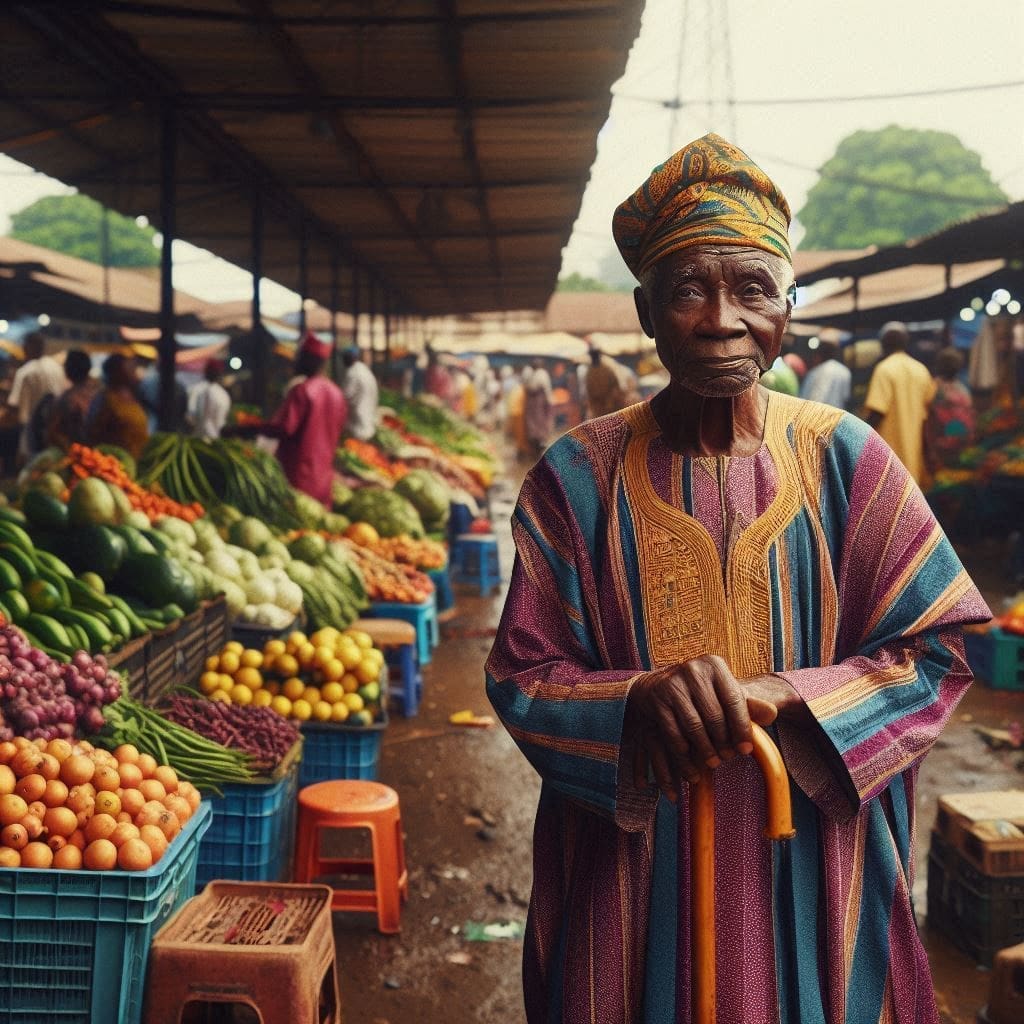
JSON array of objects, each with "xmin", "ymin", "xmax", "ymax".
[
  {"xmin": 352, "ymin": 617, "xmax": 421, "ymax": 716},
  {"xmin": 452, "ymin": 533, "xmax": 502, "ymax": 595},
  {"xmin": 294, "ymin": 780, "xmax": 409, "ymax": 934},
  {"xmin": 981, "ymin": 940, "xmax": 1024, "ymax": 1024},
  {"xmin": 143, "ymin": 881, "xmax": 341, "ymax": 1024}
]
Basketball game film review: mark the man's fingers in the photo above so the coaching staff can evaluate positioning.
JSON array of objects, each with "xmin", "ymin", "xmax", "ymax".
[
  {"xmin": 711, "ymin": 669, "xmax": 754, "ymax": 756},
  {"xmin": 746, "ymin": 696, "xmax": 779, "ymax": 727},
  {"xmin": 667, "ymin": 692, "xmax": 718, "ymax": 771}
]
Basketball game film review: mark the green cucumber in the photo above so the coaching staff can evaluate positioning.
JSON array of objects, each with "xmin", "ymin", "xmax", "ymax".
[
  {"xmin": 67, "ymin": 578, "xmax": 114, "ymax": 612},
  {"xmin": 102, "ymin": 606, "xmax": 134, "ymax": 642},
  {"xmin": 33, "ymin": 567, "xmax": 70, "ymax": 606},
  {"xmin": 3, "ymin": 590, "xmax": 30, "ymax": 624},
  {"xmin": 0, "ymin": 559, "xmax": 20, "ymax": 592},
  {"xmin": 50, "ymin": 609, "xmax": 114, "ymax": 650},
  {"xmin": 0, "ymin": 545, "xmax": 37, "ymax": 584},
  {"xmin": 0, "ymin": 520, "xmax": 34, "ymax": 551},
  {"xmin": 30, "ymin": 548, "xmax": 74, "ymax": 579},
  {"xmin": 23, "ymin": 614, "xmax": 73, "ymax": 652},
  {"xmin": 106, "ymin": 595, "xmax": 148, "ymax": 638}
]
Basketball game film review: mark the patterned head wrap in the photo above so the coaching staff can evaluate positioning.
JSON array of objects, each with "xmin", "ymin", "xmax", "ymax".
[{"xmin": 612, "ymin": 133, "xmax": 792, "ymax": 279}]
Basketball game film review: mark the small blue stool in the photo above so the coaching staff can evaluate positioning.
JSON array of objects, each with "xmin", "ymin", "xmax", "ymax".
[
  {"xmin": 427, "ymin": 566, "xmax": 455, "ymax": 612},
  {"xmin": 451, "ymin": 534, "xmax": 502, "ymax": 596},
  {"xmin": 367, "ymin": 596, "xmax": 437, "ymax": 666},
  {"xmin": 352, "ymin": 618, "xmax": 422, "ymax": 717}
]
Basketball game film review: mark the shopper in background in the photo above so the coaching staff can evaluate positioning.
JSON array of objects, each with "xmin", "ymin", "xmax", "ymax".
[
  {"xmin": 584, "ymin": 346, "xmax": 626, "ymax": 419},
  {"xmin": 523, "ymin": 358, "xmax": 553, "ymax": 456},
  {"xmin": 7, "ymin": 332, "xmax": 65, "ymax": 462},
  {"xmin": 47, "ymin": 349, "xmax": 98, "ymax": 450},
  {"xmin": 926, "ymin": 346, "xmax": 976, "ymax": 470},
  {"xmin": 186, "ymin": 358, "xmax": 232, "ymax": 440},
  {"xmin": 864, "ymin": 321, "xmax": 936, "ymax": 485},
  {"xmin": 228, "ymin": 331, "xmax": 347, "ymax": 505},
  {"xmin": 800, "ymin": 336, "xmax": 852, "ymax": 409},
  {"xmin": 423, "ymin": 346, "xmax": 454, "ymax": 404},
  {"xmin": 341, "ymin": 346, "xmax": 379, "ymax": 441},
  {"xmin": 87, "ymin": 352, "xmax": 150, "ymax": 461},
  {"xmin": 137, "ymin": 352, "xmax": 187, "ymax": 432}
]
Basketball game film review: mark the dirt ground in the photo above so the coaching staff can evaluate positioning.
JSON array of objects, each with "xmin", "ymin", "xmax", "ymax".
[{"xmin": 331, "ymin": 461, "xmax": 1024, "ymax": 1024}]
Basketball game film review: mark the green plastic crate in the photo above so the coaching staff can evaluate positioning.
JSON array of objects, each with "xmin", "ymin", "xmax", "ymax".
[{"xmin": 964, "ymin": 627, "xmax": 1024, "ymax": 691}]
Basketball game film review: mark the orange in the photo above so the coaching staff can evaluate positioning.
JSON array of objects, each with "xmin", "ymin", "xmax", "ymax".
[
  {"xmin": 139, "ymin": 824, "xmax": 168, "ymax": 862},
  {"xmin": 45, "ymin": 738, "xmax": 73, "ymax": 762},
  {"xmin": 92, "ymin": 765, "xmax": 121, "ymax": 793},
  {"xmin": 52, "ymin": 844, "xmax": 82, "ymax": 870},
  {"xmin": 65, "ymin": 786, "xmax": 94, "ymax": 815},
  {"xmin": 0, "ymin": 847, "xmax": 20, "ymax": 867},
  {"xmin": 118, "ymin": 763, "xmax": 143, "ymax": 789},
  {"xmin": 113, "ymin": 743, "xmax": 140, "ymax": 765},
  {"xmin": 109, "ymin": 822, "xmax": 141, "ymax": 848},
  {"xmin": 46, "ymin": 834, "xmax": 66, "ymax": 853},
  {"xmin": 135, "ymin": 801, "xmax": 167, "ymax": 829},
  {"xmin": 138, "ymin": 779, "xmax": 167, "ymax": 803},
  {"xmin": 199, "ymin": 671, "xmax": 222, "ymax": 695},
  {"xmin": 282, "ymin": 677, "xmax": 305, "ymax": 701},
  {"xmin": 313, "ymin": 700, "xmax": 333, "ymax": 722},
  {"xmin": 276, "ymin": 654, "xmax": 299, "ymax": 679},
  {"xmin": 302, "ymin": 686, "xmax": 321, "ymax": 705},
  {"xmin": 239, "ymin": 649, "xmax": 263, "ymax": 669},
  {"xmin": 204, "ymin": 655, "xmax": 220, "ymax": 672},
  {"xmin": 252, "ymin": 688, "xmax": 273, "ymax": 708},
  {"xmin": 0, "ymin": 794, "xmax": 28, "ymax": 827},
  {"xmin": 320, "ymin": 682, "xmax": 343, "ymax": 704},
  {"xmin": 10, "ymin": 747, "xmax": 44, "ymax": 779},
  {"xmin": 117, "ymin": 837, "xmax": 153, "ymax": 871},
  {"xmin": 270, "ymin": 695, "xmax": 292, "ymax": 718},
  {"xmin": 321, "ymin": 660, "xmax": 344, "ymax": 683},
  {"xmin": 36, "ymin": 754, "xmax": 60, "ymax": 781},
  {"xmin": 83, "ymin": 839, "xmax": 117, "ymax": 871},
  {"xmin": 60, "ymin": 754, "xmax": 95, "ymax": 788},
  {"xmin": 136, "ymin": 754, "xmax": 158, "ymax": 779},
  {"xmin": 84, "ymin": 813, "xmax": 117, "ymax": 844},
  {"xmin": 42, "ymin": 779, "xmax": 69, "ymax": 808},
  {"xmin": 42, "ymin": 806, "xmax": 77, "ymax": 839},
  {"xmin": 153, "ymin": 766, "xmax": 178, "ymax": 794},
  {"xmin": 20, "ymin": 842, "xmax": 53, "ymax": 869},
  {"xmin": 178, "ymin": 782, "xmax": 201, "ymax": 812},
  {"xmin": 94, "ymin": 791, "xmax": 121, "ymax": 817},
  {"xmin": 1, "ymin": 823, "xmax": 28, "ymax": 850},
  {"xmin": 218, "ymin": 651, "xmax": 239, "ymax": 675},
  {"xmin": 119, "ymin": 788, "xmax": 145, "ymax": 817},
  {"xmin": 330, "ymin": 702, "xmax": 350, "ymax": 723},
  {"xmin": 21, "ymin": 814, "xmax": 43, "ymax": 840},
  {"xmin": 235, "ymin": 667, "xmax": 262, "ymax": 690},
  {"xmin": 230, "ymin": 684, "xmax": 253, "ymax": 705},
  {"xmin": 0, "ymin": 742, "xmax": 17, "ymax": 765},
  {"xmin": 290, "ymin": 699, "xmax": 312, "ymax": 722}
]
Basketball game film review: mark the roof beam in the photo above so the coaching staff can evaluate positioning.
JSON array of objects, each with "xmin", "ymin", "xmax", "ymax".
[
  {"xmin": 96, "ymin": 2, "xmax": 626, "ymax": 28},
  {"xmin": 8, "ymin": 4, "xmax": 412, "ymax": 312},
  {"xmin": 438, "ymin": 0, "xmax": 503, "ymax": 309},
  {"xmin": 237, "ymin": 0, "xmax": 457, "ymax": 305}
]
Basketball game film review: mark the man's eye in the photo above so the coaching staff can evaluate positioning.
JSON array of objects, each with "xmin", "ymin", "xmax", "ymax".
[
  {"xmin": 740, "ymin": 282, "xmax": 768, "ymax": 298},
  {"xmin": 673, "ymin": 285, "xmax": 702, "ymax": 300}
]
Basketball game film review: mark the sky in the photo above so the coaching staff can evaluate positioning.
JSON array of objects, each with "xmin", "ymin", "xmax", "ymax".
[
  {"xmin": 0, "ymin": 0, "xmax": 1021, "ymax": 310},
  {"xmin": 562, "ymin": 0, "xmax": 1024, "ymax": 282}
]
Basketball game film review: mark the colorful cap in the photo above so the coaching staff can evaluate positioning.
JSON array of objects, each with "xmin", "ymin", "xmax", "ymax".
[
  {"xmin": 612, "ymin": 133, "xmax": 792, "ymax": 279},
  {"xmin": 299, "ymin": 330, "xmax": 332, "ymax": 360}
]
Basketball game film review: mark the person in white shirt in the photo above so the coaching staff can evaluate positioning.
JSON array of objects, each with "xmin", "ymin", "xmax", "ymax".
[
  {"xmin": 8, "ymin": 332, "xmax": 66, "ymax": 461},
  {"xmin": 341, "ymin": 347, "xmax": 379, "ymax": 441},
  {"xmin": 186, "ymin": 358, "xmax": 231, "ymax": 439},
  {"xmin": 800, "ymin": 337, "xmax": 852, "ymax": 410}
]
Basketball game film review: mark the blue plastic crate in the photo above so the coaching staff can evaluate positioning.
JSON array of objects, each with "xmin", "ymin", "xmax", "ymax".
[
  {"xmin": 965, "ymin": 627, "xmax": 1024, "ymax": 691},
  {"xmin": 427, "ymin": 566, "xmax": 454, "ymax": 612},
  {"xmin": 195, "ymin": 743, "xmax": 301, "ymax": 891},
  {"xmin": 368, "ymin": 596, "xmax": 437, "ymax": 665},
  {"xmin": 298, "ymin": 715, "xmax": 387, "ymax": 786},
  {"xmin": 0, "ymin": 801, "xmax": 211, "ymax": 1024}
]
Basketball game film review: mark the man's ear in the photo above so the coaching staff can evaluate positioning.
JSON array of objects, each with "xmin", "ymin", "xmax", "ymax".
[{"xmin": 634, "ymin": 286, "xmax": 655, "ymax": 339}]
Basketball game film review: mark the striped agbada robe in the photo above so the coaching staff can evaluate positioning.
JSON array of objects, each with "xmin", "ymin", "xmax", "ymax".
[{"xmin": 485, "ymin": 393, "xmax": 990, "ymax": 1024}]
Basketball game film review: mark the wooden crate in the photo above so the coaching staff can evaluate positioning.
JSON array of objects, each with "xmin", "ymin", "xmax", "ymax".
[{"xmin": 936, "ymin": 791, "xmax": 1024, "ymax": 877}]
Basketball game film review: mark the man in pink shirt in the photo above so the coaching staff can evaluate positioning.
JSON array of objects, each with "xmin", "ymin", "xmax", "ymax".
[{"xmin": 235, "ymin": 332, "xmax": 347, "ymax": 505}]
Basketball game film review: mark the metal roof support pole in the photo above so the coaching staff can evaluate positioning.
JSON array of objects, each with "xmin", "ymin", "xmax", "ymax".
[
  {"xmin": 251, "ymin": 185, "xmax": 268, "ymax": 415},
  {"xmin": 157, "ymin": 103, "xmax": 178, "ymax": 431},
  {"xmin": 330, "ymin": 250, "xmax": 341, "ymax": 381},
  {"xmin": 298, "ymin": 223, "xmax": 308, "ymax": 337},
  {"xmin": 351, "ymin": 264, "xmax": 361, "ymax": 355},
  {"xmin": 368, "ymin": 278, "xmax": 378, "ymax": 370},
  {"xmin": 384, "ymin": 293, "xmax": 392, "ymax": 370}
]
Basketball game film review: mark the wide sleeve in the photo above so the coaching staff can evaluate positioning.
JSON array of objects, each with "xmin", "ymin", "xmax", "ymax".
[
  {"xmin": 270, "ymin": 383, "xmax": 308, "ymax": 437},
  {"xmin": 863, "ymin": 361, "xmax": 892, "ymax": 416},
  {"xmin": 485, "ymin": 468, "xmax": 655, "ymax": 832},
  {"xmin": 776, "ymin": 423, "xmax": 990, "ymax": 820}
]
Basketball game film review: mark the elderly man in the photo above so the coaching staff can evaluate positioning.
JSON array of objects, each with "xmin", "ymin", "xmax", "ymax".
[
  {"xmin": 864, "ymin": 321, "xmax": 936, "ymax": 485},
  {"xmin": 486, "ymin": 135, "xmax": 989, "ymax": 1024}
]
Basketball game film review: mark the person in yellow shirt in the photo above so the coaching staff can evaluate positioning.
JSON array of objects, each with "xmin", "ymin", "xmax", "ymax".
[{"xmin": 864, "ymin": 322, "xmax": 937, "ymax": 485}]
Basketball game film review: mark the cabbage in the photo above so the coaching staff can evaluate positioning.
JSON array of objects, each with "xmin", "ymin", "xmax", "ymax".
[
  {"xmin": 274, "ymin": 578, "xmax": 303, "ymax": 614},
  {"xmin": 244, "ymin": 575, "xmax": 276, "ymax": 604},
  {"xmin": 228, "ymin": 516, "xmax": 273, "ymax": 552},
  {"xmin": 392, "ymin": 469, "xmax": 451, "ymax": 531},
  {"xmin": 205, "ymin": 549, "xmax": 241, "ymax": 579},
  {"xmin": 343, "ymin": 487, "xmax": 425, "ymax": 538},
  {"xmin": 154, "ymin": 515, "xmax": 197, "ymax": 547}
]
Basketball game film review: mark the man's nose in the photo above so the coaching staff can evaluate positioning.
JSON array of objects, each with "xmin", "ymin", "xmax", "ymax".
[{"xmin": 696, "ymin": 289, "xmax": 745, "ymax": 338}]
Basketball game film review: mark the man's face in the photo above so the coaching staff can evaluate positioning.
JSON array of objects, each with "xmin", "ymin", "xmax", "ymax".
[{"xmin": 636, "ymin": 245, "xmax": 793, "ymax": 398}]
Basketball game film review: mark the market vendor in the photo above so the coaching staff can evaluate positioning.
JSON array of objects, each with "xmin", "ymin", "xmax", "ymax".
[
  {"xmin": 486, "ymin": 133, "xmax": 990, "ymax": 1024},
  {"xmin": 228, "ymin": 331, "xmax": 347, "ymax": 506}
]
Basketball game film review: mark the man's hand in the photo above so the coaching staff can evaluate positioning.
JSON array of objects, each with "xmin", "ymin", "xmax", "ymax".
[{"xmin": 624, "ymin": 655, "xmax": 790, "ymax": 803}]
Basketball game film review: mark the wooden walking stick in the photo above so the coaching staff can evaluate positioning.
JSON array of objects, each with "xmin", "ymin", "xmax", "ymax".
[{"xmin": 691, "ymin": 723, "xmax": 796, "ymax": 1024}]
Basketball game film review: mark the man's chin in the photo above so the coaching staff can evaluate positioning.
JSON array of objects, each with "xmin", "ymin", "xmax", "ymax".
[{"xmin": 672, "ymin": 373, "xmax": 759, "ymax": 399}]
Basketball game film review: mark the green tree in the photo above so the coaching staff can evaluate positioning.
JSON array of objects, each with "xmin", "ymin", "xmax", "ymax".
[
  {"xmin": 796, "ymin": 126, "xmax": 1008, "ymax": 250},
  {"xmin": 9, "ymin": 194, "xmax": 159, "ymax": 267},
  {"xmin": 557, "ymin": 271, "xmax": 613, "ymax": 292}
]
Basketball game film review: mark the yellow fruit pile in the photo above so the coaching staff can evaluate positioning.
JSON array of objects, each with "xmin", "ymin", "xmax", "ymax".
[
  {"xmin": 0, "ymin": 737, "xmax": 200, "ymax": 871},
  {"xmin": 198, "ymin": 628, "xmax": 385, "ymax": 727}
]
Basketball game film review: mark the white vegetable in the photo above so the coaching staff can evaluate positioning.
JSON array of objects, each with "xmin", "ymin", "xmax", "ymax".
[
  {"xmin": 205, "ymin": 550, "xmax": 241, "ymax": 579},
  {"xmin": 244, "ymin": 576, "xmax": 276, "ymax": 605},
  {"xmin": 154, "ymin": 515, "xmax": 197, "ymax": 547}
]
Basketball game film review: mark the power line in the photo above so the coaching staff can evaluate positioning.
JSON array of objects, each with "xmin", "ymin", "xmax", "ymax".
[{"xmin": 615, "ymin": 77, "xmax": 1024, "ymax": 108}]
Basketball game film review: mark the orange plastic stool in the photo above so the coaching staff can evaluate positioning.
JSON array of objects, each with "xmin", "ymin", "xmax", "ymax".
[
  {"xmin": 143, "ymin": 881, "xmax": 341, "ymax": 1024},
  {"xmin": 294, "ymin": 780, "xmax": 409, "ymax": 934}
]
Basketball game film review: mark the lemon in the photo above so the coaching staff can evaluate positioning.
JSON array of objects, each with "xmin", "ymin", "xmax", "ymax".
[
  {"xmin": 321, "ymin": 658, "xmax": 344, "ymax": 682},
  {"xmin": 355, "ymin": 660, "xmax": 380, "ymax": 685},
  {"xmin": 224, "ymin": 640, "xmax": 244, "ymax": 654},
  {"xmin": 230, "ymin": 684, "xmax": 253, "ymax": 705},
  {"xmin": 310, "ymin": 627, "xmax": 339, "ymax": 648},
  {"xmin": 282, "ymin": 677, "xmax": 306, "ymax": 701},
  {"xmin": 286, "ymin": 630, "xmax": 308, "ymax": 650},
  {"xmin": 302, "ymin": 685, "xmax": 322, "ymax": 705},
  {"xmin": 297, "ymin": 642, "xmax": 316, "ymax": 667},
  {"xmin": 313, "ymin": 700, "xmax": 333, "ymax": 722},
  {"xmin": 275, "ymin": 653, "xmax": 299, "ymax": 679},
  {"xmin": 210, "ymin": 689, "xmax": 232, "ymax": 704},
  {"xmin": 218, "ymin": 673, "xmax": 235, "ymax": 692},
  {"xmin": 219, "ymin": 651, "xmax": 240, "ymax": 675},
  {"xmin": 342, "ymin": 692, "xmax": 365, "ymax": 712},
  {"xmin": 321, "ymin": 682, "xmax": 343, "ymax": 704},
  {"xmin": 264, "ymin": 638, "xmax": 286, "ymax": 658},
  {"xmin": 270, "ymin": 695, "xmax": 293, "ymax": 718},
  {"xmin": 199, "ymin": 671, "xmax": 221, "ymax": 695},
  {"xmin": 291, "ymin": 698, "xmax": 312, "ymax": 721},
  {"xmin": 346, "ymin": 629, "xmax": 372, "ymax": 650},
  {"xmin": 252, "ymin": 688, "xmax": 273, "ymax": 708},
  {"xmin": 240, "ymin": 649, "xmax": 263, "ymax": 669},
  {"xmin": 341, "ymin": 673, "xmax": 360, "ymax": 694},
  {"xmin": 313, "ymin": 645, "xmax": 335, "ymax": 669},
  {"xmin": 330, "ymin": 701, "xmax": 350, "ymax": 722},
  {"xmin": 205, "ymin": 655, "xmax": 220, "ymax": 672},
  {"xmin": 337, "ymin": 642, "xmax": 362, "ymax": 670},
  {"xmin": 235, "ymin": 667, "xmax": 263, "ymax": 691}
]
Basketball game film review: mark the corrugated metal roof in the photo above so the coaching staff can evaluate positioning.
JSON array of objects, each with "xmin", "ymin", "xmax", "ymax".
[{"xmin": 0, "ymin": 2, "xmax": 644, "ymax": 317}]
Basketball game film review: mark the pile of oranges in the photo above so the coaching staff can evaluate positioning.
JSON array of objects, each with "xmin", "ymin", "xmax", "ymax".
[{"xmin": 0, "ymin": 736, "xmax": 200, "ymax": 871}]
